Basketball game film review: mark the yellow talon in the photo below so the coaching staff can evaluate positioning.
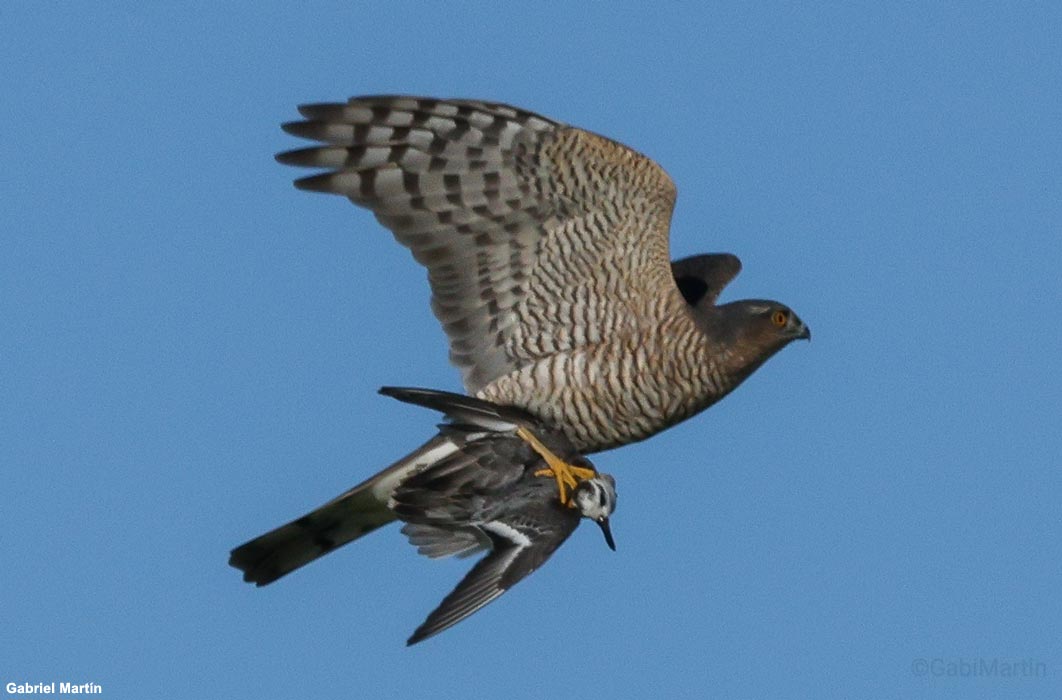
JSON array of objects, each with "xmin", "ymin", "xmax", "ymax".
[{"xmin": 517, "ymin": 426, "xmax": 597, "ymax": 506}]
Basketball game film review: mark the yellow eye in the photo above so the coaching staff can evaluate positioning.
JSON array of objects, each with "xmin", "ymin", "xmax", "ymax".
[{"xmin": 771, "ymin": 310, "xmax": 788, "ymax": 327}]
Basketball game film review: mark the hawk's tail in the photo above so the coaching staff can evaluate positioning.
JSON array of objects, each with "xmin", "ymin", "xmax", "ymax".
[
  {"xmin": 379, "ymin": 385, "xmax": 530, "ymax": 431},
  {"xmin": 229, "ymin": 435, "xmax": 459, "ymax": 586}
]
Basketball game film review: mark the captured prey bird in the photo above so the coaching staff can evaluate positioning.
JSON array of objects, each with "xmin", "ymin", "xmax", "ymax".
[
  {"xmin": 229, "ymin": 387, "xmax": 617, "ymax": 645},
  {"xmin": 276, "ymin": 96, "xmax": 810, "ymax": 482}
]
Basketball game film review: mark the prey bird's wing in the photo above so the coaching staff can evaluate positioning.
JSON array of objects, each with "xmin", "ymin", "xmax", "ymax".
[
  {"xmin": 389, "ymin": 434, "xmax": 533, "ymax": 522},
  {"xmin": 279, "ymin": 96, "xmax": 685, "ymax": 393},
  {"xmin": 400, "ymin": 523, "xmax": 490, "ymax": 559},
  {"xmin": 406, "ymin": 514, "xmax": 577, "ymax": 645},
  {"xmin": 231, "ymin": 388, "xmax": 540, "ymax": 585}
]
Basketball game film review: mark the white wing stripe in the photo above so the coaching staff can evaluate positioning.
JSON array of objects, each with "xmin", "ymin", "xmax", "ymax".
[
  {"xmin": 481, "ymin": 520, "xmax": 532, "ymax": 549},
  {"xmin": 374, "ymin": 439, "xmax": 460, "ymax": 502}
]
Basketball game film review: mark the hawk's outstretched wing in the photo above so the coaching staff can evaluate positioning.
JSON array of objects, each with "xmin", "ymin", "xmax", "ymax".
[{"xmin": 278, "ymin": 96, "xmax": 685, "ymax": 393}]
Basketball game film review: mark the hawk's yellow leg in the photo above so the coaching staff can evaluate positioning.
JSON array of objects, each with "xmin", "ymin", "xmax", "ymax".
[{"xmin": 516, "ymin": 426, "xmax": 597, "ymax": 506}]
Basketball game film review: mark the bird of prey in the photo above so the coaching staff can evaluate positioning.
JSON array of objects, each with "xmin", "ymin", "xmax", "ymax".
[
  {"xmin": 238, "ymin": 96, "xmax": 808, "ymax": 590},
  {"xmin": 230, "ymin": 387, "xmax": 617, "ymax": 645},
  {"xmin": 277, "ymin": 96, "xmax": 810, "ymax": 460}
]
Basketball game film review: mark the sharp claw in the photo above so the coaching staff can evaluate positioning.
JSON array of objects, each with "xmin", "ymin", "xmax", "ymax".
[{"xmin": 521, "ymin": 427, "xmax": 594, "ymax": 506}]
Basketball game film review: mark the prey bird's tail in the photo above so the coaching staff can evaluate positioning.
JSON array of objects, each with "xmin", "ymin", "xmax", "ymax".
[{"xmin": 229, "ymin": 435, "xmax": 459, "ymax": 586}]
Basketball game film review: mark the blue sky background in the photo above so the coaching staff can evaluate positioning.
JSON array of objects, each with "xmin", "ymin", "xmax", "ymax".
[{"xmin": 3, "ymin": 4, "xmax": 1061, "ymax": 699}]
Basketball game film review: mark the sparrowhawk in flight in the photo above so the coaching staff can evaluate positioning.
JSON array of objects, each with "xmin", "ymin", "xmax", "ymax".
[{"xmin": 230, "ymin": 96, "xmax": 809, "ymax": 617}]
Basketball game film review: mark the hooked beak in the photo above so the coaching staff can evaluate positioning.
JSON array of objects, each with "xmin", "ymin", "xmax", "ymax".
[
  {"xmin": 791, "ymin": 317, "xmax": 810, "ymax": 341},
  {"xmin": 597, "ymin": 518, "xmax": 616, "ymax": 551}
]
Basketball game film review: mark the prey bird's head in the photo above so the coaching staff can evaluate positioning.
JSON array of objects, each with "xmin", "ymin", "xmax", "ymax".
[{"xmin": 571, "ymin": 474, "xmax": 618, "ymax": 551}]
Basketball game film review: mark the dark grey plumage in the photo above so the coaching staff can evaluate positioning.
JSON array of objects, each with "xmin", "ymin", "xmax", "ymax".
[{"xmin": 229, "ymin": 388, "xmax": 616, "ymax": 644}]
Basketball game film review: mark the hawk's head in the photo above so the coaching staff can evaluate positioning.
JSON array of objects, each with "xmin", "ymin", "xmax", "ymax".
[{"xmin": 694, "ymin": 299, "xmax": 809, "ymax": 383}]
